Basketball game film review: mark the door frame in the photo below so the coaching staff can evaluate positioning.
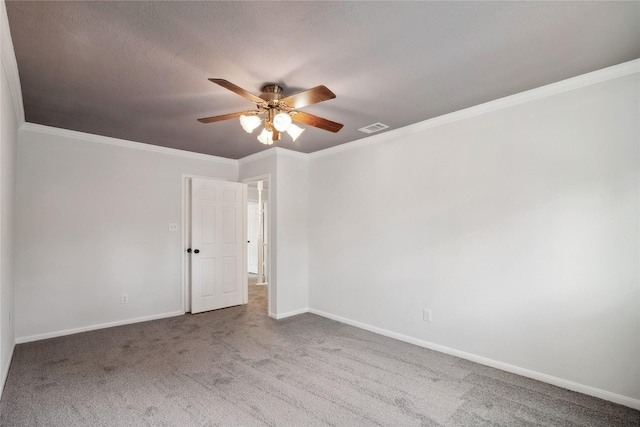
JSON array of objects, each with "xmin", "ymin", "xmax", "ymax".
[
  {"xmin": 247, "ymin": 200, "xmax": 259, "ymax": 275},
  {"xmin": 241, "ymin": 174, "xmax": 272, "ymax": 317}
]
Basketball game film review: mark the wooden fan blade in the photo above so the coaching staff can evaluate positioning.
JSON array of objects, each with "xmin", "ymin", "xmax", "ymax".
[
  {"xmin": 291, "ymin": 111, "xmax": 343, "ymax": 133},
  {"xmin": 208, "ymin": 79, "xmax": 264, "ymax": 104},
  {"xmin": 281, "ymin": 85, "xmax": 336, "ymax": 109},
  {"xmin": 197, "ymin": 110, "xmax": 259, "ymax": 123}
]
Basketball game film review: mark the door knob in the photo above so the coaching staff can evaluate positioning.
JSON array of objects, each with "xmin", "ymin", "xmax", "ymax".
[
  {"xmin": 187, "ymin": 248, "xmax": 192, "ymax": 253},
  {"xmin": 194, "ymin": 249, "xmax": 200, "ymax": 254}
]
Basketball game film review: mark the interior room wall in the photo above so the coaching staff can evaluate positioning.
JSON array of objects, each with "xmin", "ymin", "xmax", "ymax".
[
  {"xmin": 308, "ymin": 73, "xmax": 639, "ymax": 404},
  {"xmin": 239, "ymin": 152, "xmax": 278, "ymax": 316},
  {"xmin": 0, "ymin": 36, "xmax": 19, "ymax": 390},
  {"xmin": 14, "ymin": 126, "xmax": 238, "ymax": 341},
  {"xmin": 275, "ymin": 153, "xmax": 309, "ymax": 315},
  {"xmin": 239, "ymin": 149, "xmax": 309, "ymax": 318}
]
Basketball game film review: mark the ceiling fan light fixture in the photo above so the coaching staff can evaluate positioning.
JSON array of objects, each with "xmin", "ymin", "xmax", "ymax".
[
  {"xmin": 272, "ymin": 112, "xmax": 292, "ymax": 132},
  {"xmin": 286, "ymin": 123, "xmax": 305, "ymax": 142},
  {"xmin": 239, "ymin": 114, "xmax": 261, "ymax": 133},
  {"xmin": 199, "ymin": 79, "xmax": 343, "ymax": 146},
  {"xmin": 257, "ymin": 128, "xmax": 274, "ymax": 145}
]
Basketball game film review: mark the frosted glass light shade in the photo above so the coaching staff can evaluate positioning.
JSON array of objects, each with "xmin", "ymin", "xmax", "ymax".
[
  {"xmin": 239, "ymin": 115, "xmax": 261, "ymax": 133},
  {"xmin": 286, "ymin": 123, "xmax": 305, "ymax": 142},
  {"xmin": 272, "ymin": 112, "xmax": 292, "ymax": 132},
  {"xmin": 257, "ymin": 128, "xmax": 273, "ymax": 145}
]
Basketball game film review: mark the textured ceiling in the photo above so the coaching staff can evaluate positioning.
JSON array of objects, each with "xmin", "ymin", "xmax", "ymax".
[{"xmin": 6, "ymin": 1, "xmax": 640, "ymax": 159}]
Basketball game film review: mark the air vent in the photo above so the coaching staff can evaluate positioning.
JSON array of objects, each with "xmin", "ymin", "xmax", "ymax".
[{"xmin": 358, "ymin": 122, "xmax": 389, "ymax": 134}]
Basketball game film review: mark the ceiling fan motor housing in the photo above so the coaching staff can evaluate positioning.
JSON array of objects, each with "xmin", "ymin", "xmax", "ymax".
[{"xmin": 259, "ymin": 85, "xmax": 284, "ymax": 103}]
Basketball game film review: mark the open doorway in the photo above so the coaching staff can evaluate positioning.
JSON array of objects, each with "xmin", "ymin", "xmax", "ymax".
[{"xmin": 245, "ymin": 178, "xmax": 269, "ymax": 314}]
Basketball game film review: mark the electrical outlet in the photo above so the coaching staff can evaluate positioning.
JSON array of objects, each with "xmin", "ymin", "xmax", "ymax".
[
  {"xmin": 423, "ymin": 309, "xmax": 432, "ymax": 323},
  {"xmin": 121, "ymin": 294, "xmax": 129, "ymax": 304},
  {"xmin": 168, "ymin": 223, "xmax": 178, "ymax": 232}
]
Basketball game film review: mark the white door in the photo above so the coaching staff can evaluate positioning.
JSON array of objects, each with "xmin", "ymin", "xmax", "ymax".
[
  {"xmin": 247, "ymin": 202, "xmax": 259, "ymax": 274},
  {"xmin": 191, "ymin": 178, "xmax": 247, "ymax": 314}
]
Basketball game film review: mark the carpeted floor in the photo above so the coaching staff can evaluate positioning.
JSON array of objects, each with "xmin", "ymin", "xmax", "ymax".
[{"xmin": 1, "ymin": 280, "xmax": 638, "ymax": 426}]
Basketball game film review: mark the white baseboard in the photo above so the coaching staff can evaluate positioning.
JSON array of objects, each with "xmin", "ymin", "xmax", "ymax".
[
  {"xmin": 1, "ymin": 339, "xmax": 15, "ymax": 397},
  {"xmin": 308, "ymin": 308, "xmax": 640, "ymax": 410},
  {"xmin": 15, "ymin": 311, "xmax": 185, "ymax": 344},
  {"xmin": 271, "ymin": 307, "xmax": 309, "ymax": 320}
]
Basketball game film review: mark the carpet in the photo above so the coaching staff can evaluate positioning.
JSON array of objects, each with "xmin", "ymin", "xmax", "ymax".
[{"xmin": 1, "ymin": 282, "xmax": 638, "ymax": 426}]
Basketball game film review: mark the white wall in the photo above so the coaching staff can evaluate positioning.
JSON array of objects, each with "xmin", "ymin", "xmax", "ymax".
[
  {"xmin": 239, "ymin": 150, "xmax": 280, "ymax": 317},
  {"xmin": 0, "ymin": 35, "xmax": 19, "ymax": 390},
  {"xmin": 239, "ymin": 149, "xmax": 309, "ymax": 318},
  {"xmin": 15, "ymin": 126, "xmax": 238, "ymax": 340},
  {"xmin": 0, "ymin": 0, "xmax": 21, "ymax": 392},
  {"xmin": 275, "ymin": 153, "xmax": 309, "ymax": 315},
  {"xmin": 309, "ymin": 73, "xmax": 639, "ymax": 404}
]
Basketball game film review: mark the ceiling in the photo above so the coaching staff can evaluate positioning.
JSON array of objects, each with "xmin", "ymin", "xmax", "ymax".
[{"xmin": 5, "ymin": 1, "xmax": 639, "ymax": 160}]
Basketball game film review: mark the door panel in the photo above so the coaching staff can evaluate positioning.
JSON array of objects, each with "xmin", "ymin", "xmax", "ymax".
[
  {"xmin": 200, "ymin": 258, "xmax": 215, "ymax": 297},
  {"xmin": 191, "ymin": 178, "xmax": 246, "ymax": 314},
  {"xmin": 223, "ymin": 207, "xmax": 236, "ymax": 244},
  {"xmin": 223, "ymin": 256, "xmax": 236, "ymax": 293},
  {"xmin": 201, "ymin": 207, "xmax": 215, "ymax": 243}
]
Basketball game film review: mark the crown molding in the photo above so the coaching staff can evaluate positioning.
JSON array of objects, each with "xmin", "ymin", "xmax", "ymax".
[
  {"xmin": 237, "ymin": 146, "xmax": 308, "ymax": 165},
  {"xmin": 1, "ymin": 0, "xmax": 25, "ymax": 125},
  {"xmin": 238, "ymin": 147, "xmax": 278, "ymax": 165},
  {"xmin": 20, "ymin": 123, "xmax": 238, "ymax": 165},
  {"xmin": 310, "ymin": 59, "xmax": 640, "ymax": 160},
  {"xmin": 19, "ymin": 122, "xmax": 310, "ymax": 166},
  {"xmin": 274, "ymin": 147, "xmax": 309, "ymax": 160}
]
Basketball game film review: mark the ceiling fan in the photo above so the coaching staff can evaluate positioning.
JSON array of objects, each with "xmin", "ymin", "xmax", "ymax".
[{"xmin": 198, "ymin": 79, "xmax": 343, "ymax": 145}]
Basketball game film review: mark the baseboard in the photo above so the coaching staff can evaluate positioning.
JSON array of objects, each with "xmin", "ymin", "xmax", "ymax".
[
  {"xmin": 0, "ymin": 339, "xmax": 15, "ymax": 397},
  {"xmin": 272, "ymin": 307, "xmax": 309, "ymax": 320},
  {"xmin": 308, "ymin": 308, "xmax": 640, "ymax": 410},
  {"xmin": 15, "ymin": 310, "xmax": 185, "ymax": 344}
]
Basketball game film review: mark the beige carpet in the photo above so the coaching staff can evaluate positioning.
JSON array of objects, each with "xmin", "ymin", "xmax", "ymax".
[{"xmin": 1, "ymin": 281, "xmax": 638, "ymax": 426}]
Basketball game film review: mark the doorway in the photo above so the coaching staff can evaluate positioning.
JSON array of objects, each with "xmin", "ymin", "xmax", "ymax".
[
  {"xmin": 246, "ymin": 180, "xmax": 268, "ymax": 284},
  {"xmin": 244, "ymin": 178, "xmax": 270, "ymax": 315}
]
